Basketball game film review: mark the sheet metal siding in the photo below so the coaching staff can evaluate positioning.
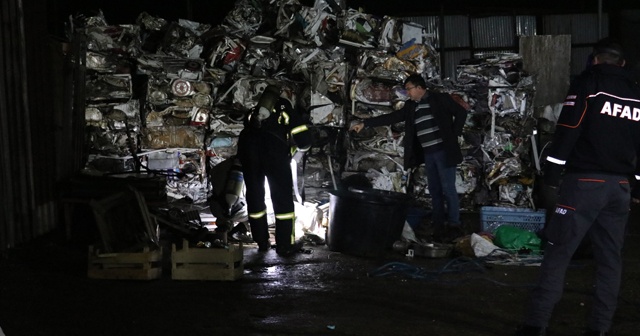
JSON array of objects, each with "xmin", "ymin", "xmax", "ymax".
[
  {"xmin": 516, "ymin": 16, "xmax": 537, "ymax": 37},
  {"xmin": 446, "ymin": 50, "xmax": 472, "ymax": 81},
  {"xmin": 1, "ymin": 0, "xmax": 16, "ymax": 249},
  {"xmin": 471, "ymin": 16, "xmax": 515, "ymax": 48},
  {"xmin": 24, "ymin": 1, "xmax": 60, "ymax": 237},
  {"xmin": 571, "ymin": 46, "xmax": 593, "ymax": 77},
  {"xmin": 404, "ymin": 12, "xmax": 607, "ymax": 79},
  {"xmin": 443, "ymin": 16, "xmax": 470, "ymax": 48},
  {"xmin": 543, "ymin": 13, "xmax": 608, "ymax": 44},
  {"xmin": 0, "ymin": 0, "xmax": 61, "ymax": 250},
  {"xmin": 1, "ymin": 0, "xmax": 29, "ymax": 248}
]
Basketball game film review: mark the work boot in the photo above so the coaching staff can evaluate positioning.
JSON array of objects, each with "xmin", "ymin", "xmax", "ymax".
[
  {"xmin": 514, "ymin": 324, "xmax": 546, "ymax": 336},
  {"xmin": 276, "ymin": 240, "xmax": 304, "ymax": 256},
  {"xmin": 249, "ymin": 217, "xmax": 270, "ymax": 251},
  {"xmin": 583, "ymin": 329, "xmax": 608, "ymax": 336},
  {"xmin": 257, "ymin": 241, "xmax": 271, "ymax": 252}
]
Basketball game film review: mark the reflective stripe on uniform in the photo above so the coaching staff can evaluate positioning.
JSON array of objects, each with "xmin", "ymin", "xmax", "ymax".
[
  {"xmin": 278, "ymin": 112, "xmax": 290, "ymax": 125},
  {"xmin": 546, "ymin": 156, "xmax": 566, "ymax": 165},
  {"xmin": 249, "ymin": 210, "xmax": 267, "ymax": 219},
  {"xmin": 291, "ymin": 125, "xmax": 308, "ymax": 134},
  {"xmin": 275, "ymin": 212, "xmax": 295, "ymax": 220}
]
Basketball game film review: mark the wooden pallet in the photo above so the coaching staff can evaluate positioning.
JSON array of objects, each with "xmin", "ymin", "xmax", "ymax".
[
  {"xmin": 171, "ymin": 240, "xmax": 243, "ymax": 281},
  {"xmin": 87, "ymin": 245, "xmax": 162, "ymax": 280}
]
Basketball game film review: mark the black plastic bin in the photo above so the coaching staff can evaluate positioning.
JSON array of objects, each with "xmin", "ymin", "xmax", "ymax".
[{"xmin": 327, "ymin": 188, "xmax": 410, "ymax": 258}]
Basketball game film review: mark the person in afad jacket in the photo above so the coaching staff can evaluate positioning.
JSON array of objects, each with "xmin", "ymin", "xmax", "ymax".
[{"xmin": 515, "ymin": 38, "xmax": 640, "ymax": 336}]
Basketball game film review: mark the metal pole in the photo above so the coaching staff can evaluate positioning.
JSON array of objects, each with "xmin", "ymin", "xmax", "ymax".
[{"xmin": 598, "ymin": 0, "xmax": 603, "ymax": 38}]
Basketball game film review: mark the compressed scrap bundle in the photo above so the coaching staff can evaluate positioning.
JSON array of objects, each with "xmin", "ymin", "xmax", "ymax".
[
  {"xmin": 73, "ymin": 0, "xmax": 537, "ymax": 210},
  {"xmin": 453, "ymin": 54, "xmax": 538, "ymax": 208},
  {"xmin": 80, "ymin": 15, "xmax": 141, "ymax": 174}
]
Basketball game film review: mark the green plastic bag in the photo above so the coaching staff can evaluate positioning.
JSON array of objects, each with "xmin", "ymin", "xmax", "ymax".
[{"xmin": 494, "ymin": 225, "xmax": 542, "ymax": 253}]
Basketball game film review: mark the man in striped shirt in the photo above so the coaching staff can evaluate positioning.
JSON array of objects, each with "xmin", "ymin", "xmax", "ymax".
[{"xmin": 350, "ymin": 74, "xmax": 468, "ymax": 231}]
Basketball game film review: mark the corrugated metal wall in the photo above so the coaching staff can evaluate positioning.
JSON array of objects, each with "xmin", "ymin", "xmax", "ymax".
[
  {"xmin": 471, "ymin": 16, "xmax": 515, "ymax": 49},
  {"xmin": 1, "ymin": 0, "xmax": 78, "ymax": 250},
  {"xmin": 543, "ymin": 13, "xmax": 609, "ymax": 75},
  {"xmin": 405, "ymin": 12, "xmax": 609, "ymax": 80}
]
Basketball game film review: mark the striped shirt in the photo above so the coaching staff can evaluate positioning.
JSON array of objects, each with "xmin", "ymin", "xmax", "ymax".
[{"xmin": 414, "ymin": 102, "xmax": 443, "ymax": 151}]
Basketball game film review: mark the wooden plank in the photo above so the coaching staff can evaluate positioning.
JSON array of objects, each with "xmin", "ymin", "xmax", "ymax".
[
  {"xmin": 87, "ymin": 267, "xmax": 162, "ymax": 281},
  {"xmin": 87, "ymin": 245, "xmax": 162, "ymax": 280},
  {"xmin": 89, "ymin": 187, "xmax": 158, "ymax": 253},
  {"xmin": 171, "ymin": 239, "xmax": 243, "ymax": 281}
]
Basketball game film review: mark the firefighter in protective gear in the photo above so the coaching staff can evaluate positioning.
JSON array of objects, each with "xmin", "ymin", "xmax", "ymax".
[{"xmin": 237, "ymin": 84, "xmax": 312, "ymax": 255}]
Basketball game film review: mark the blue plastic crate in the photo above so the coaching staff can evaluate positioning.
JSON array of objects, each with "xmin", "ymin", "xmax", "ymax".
[{"xmin": 480, "ymin": 206, "xmax": 546, "ymax": 233}]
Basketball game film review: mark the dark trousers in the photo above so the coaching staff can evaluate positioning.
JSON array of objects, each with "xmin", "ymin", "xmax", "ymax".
[
  {"xmin": 423, "ymin": 149, "xmax": 460, "ymax": 226},
  {"xmin": 525, "ymin": 173, "xmax": 630, "ymax": 331},
  {"xmin": 237, "ymin": 130, "xmax": 295, "ymax": 248}
]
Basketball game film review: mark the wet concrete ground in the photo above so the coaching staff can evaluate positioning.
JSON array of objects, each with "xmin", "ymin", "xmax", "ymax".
[{"xmin": 1, "ymin": 207, "xmax": 639, "ymax": 336}]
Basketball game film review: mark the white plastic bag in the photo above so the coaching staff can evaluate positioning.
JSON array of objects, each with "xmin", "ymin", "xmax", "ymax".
[{"xmin": 471, "ymin": 233, "xmax": 508, "ymax": 257}]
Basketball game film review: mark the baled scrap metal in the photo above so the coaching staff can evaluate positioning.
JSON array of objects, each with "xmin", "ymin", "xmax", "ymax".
[
  {"xmin": 207, "ymin": 108, "xmax": 244, "ymax": 135},
  {"xmin": 451, "ymin": 53, "xmax": 538, "ymax": 207},
  {"xmin": 139, "ymin": 149, "xmax": 209, "ymax": 203},
  {"xmin": 84, "ymin": 155, "xmax": 137, "ymax": 174},
  {"xmin": 85, "ymin": 74, "xmax": 133, "ymax": 101},
  {"xmin": 344, "ymin": 17, "xmax": 443, "ymax": 197},
  {"xmin": 352, "ymin": 102, "xmax": 395, "ymax": 120},
  {"xmin": 366, "ymin": 167, "xmax": 406, "ymax": 193},
  {"xmin": 273, "ymin": 2, "xmax": 338, "ymax": 46},
  {"xmin": 204, "ymin": 35, "xmax": 246, "ymax": 72},
  {"xmin": 137, "ymin": 12, "xmax": 168, "ymax": 32},
  {"xmin": 237, "ymin": 37, "xmax": 281, "ymax": 78},
  {"xmin": 223, "ymin": 0, "xmax": 263, "ymax": 38},
  {"xmin": 85, "ymin": 100, "xmax": 141, "ymax": 129},
  {"xmin": 83, "ymin": 128, "xmax": 137, "ymax": 158},
  {"xmin": 340, "ymin": 8, "xmax": 382, "ymax": 48},
  {"xmin": 223, "ymin": 77, "xmax": 299, "ymax": 113},
  {"xmin": 167, "ymin": 176, "xmax": 210, "ymax": 204},
  {"xmin": 84, "ymin": 24, "xmax": 142, "ymax": 57},
  {"xmin": 307, "ymin": 61, "xmax": 349, "ymax": 126},
  {"xmin": 205, "ymin": 134, "xmax": 239, "ymax": 162},
  {"xmin": 86, "ymin": 51, "xmax": 123, "ymax": 72},
  {"xmin": 83, "ymin": 94, "xmax": 142, "ymax": 175},
  {"xmin": 346, "ymin": 151, "xmax": 403, "ymax": 174},
  {"xmin": 351, "ymin": 78, "xmax": 402, "ymax": 106},
  {"xmin": 455, "ymin": 53, "xmax": 534, "ymax": 116},
  {"xmin": 282, "ymin": 42, "xmax": 335, "ymax": 76},
  {"xmin": 75, "ymin": 2, "xmax": 543, "ymax": 210},
  {"xmin": 158, "ymin": 22, "xmax": 204, "ymax": 59},
  {"xmin": 356, "ymin": 50, "xmax": 417, "ymax": 82},
  {"xmin": 141, "ymin": 126, "xmax": 205, "ymax": 150},
  {"xmin": 498, "ymin": 183, "xmax": 534, "ymax": 208}
]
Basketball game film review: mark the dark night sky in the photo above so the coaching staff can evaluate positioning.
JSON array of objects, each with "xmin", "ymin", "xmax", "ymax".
[
  {"xmin": 47, "ymin": 0, "xmax": 640, "ymax": 40},
  {"xmin": 50, "ymin": 0, "xmax": 638, "ymax": 25}
]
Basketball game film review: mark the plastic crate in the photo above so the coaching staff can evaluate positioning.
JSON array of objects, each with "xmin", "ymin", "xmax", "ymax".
[{"xmin": 480, "ymin": 206, "xmax": 546, "ymax": 233}]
